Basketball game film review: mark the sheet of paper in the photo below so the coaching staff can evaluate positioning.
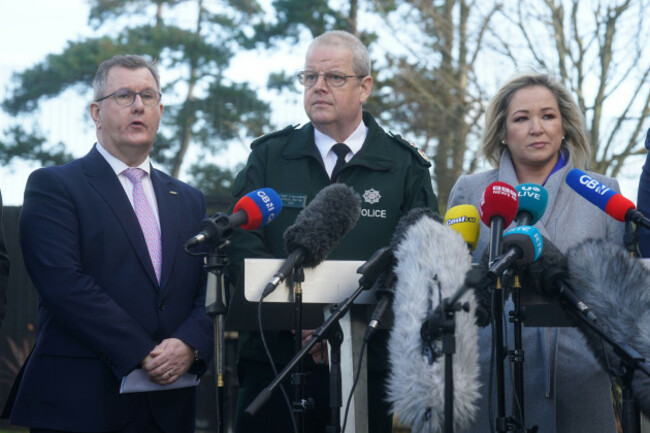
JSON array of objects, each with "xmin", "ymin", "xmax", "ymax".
[{"xmin": 120, "ymin": 369, "xmax": 199, "ymax": 393}]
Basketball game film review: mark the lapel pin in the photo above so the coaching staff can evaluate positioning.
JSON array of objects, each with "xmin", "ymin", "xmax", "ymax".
[{"xmin": 169, "ymin": 190, "xmax": 178, "ymax": 195}]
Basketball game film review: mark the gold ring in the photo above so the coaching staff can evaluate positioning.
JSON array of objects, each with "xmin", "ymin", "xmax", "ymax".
[{"xmin": 166, "ymin": 370, "xmax": 172, "ymax": 377}]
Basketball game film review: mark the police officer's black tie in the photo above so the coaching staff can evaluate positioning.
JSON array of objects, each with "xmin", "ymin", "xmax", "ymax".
[{"xmin": 331, "ymin": 142, "xmax": 350, "ymax": 182}]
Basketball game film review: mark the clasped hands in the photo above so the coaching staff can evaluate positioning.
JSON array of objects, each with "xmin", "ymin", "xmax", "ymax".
[{"xmin": 141, "ymin": 338, "xmax": 194, "ymax": 385}]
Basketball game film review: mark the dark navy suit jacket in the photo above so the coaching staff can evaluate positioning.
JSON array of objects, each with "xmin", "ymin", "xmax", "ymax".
[
  {"xmin": 5, "ymin": 146, "xmax": 213, "ymax": 432},
  {"xmin": 637, "ymin": 128, "xmax": 650, "ymax": 257}
]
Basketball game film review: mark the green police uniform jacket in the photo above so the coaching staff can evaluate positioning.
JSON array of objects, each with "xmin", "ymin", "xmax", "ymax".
[{"xmin": 228, "ymin": 111, "xmax": 438, "ymax": 365}]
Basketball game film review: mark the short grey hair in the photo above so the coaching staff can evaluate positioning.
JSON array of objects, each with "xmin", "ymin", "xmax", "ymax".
[
  {"xmin": 307, "ymin": 30, "xmax": 371, "ymax": 77},
  {"xmin": 93, "ymin": 55, "xmax": 160, "ymax": 100},
  {"xmin": 482, "ymin": 72, "xmax": 591, "ymax": 169}
]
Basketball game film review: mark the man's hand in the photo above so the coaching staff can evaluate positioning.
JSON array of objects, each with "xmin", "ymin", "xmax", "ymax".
[
  {"xmin": 301, "ymin": 330, "xmax": 329, "ymax": 365},
  {"xmin": 141, "ymin": 338, "xmax": 194, "ymax": 385}
]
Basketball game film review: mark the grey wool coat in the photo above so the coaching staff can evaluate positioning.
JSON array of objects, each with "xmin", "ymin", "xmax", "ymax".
[{"xmin": 448, "ymin": 150, "xmax": 624, "ymax": 433}]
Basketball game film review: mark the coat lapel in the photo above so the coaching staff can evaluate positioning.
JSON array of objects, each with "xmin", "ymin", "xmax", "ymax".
[
  {"xmin": 82, "ymin": 147, "xmax": 160, "ymax": 287},
  {"xmin": 151, "ymin": 168, "xmax": 180, "ymax": 292}
]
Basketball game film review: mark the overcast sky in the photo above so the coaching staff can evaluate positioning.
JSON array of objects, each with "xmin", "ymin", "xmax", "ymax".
[{"xmin": 0, "ymin": 0, "xmax": 646, "ymax": 207}]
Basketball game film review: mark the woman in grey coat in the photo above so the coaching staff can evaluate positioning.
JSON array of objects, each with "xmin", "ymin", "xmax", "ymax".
[{"xmin": 448, "ymin": 72, "xmax": 624, "ymax": 433}]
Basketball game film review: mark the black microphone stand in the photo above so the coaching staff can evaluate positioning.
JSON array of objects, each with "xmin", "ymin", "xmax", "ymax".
[
  {"xmin": 564, "ymin": 304, "xmax": 650, "ymax": 433},
  {"xmin": 487, "ymin": 217, "xmax": 511, "ymax": 433},
  {"xmin": 185, "ymin": 212, "xmax": 237, "ymax": 433},
  {"xmin": 204, "ymin": 244, "xmax": 229, "ymax": 433},
  {"xmin": 508, "ymin": 274, "xmax": 537, "ymax": 433},
  {"xmin": 624, "ymin": 220, "xmax": 641, "ymax": 257},
  {"xmin": 325, "ymin": 319, "xmax": 344, "ymax": 433},
  {"xmin": 245, "ymin": 247, "xmax": 391, "ymax": 428},
  {"xmin": 291, "ymin": 267, "xmax": 312, "ymax": 432},
  {"xmin": 420, "ymin": 293, "xmax": 468, "ymax": 433}
]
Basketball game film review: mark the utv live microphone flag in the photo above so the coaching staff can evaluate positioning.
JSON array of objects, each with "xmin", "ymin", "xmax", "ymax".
[
  {"xmin": 184, "ymin": 188, "xmax": 282, "ymax": 248},
  {"xmin": 515, "ymin": 183, "xmax": 548, "ymax": 226}
]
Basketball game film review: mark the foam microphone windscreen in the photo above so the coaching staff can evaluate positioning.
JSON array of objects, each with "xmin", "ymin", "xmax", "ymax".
[
  {"xmin": 283, "ymin": 183, "xmax": 361, "ymax": 267},
  {"xmin": 566, "ymin": 238, "xmax": 650, "ymax": 417},
  {"xmin": 479, "ymin": 181, "xmax": 519, "ymax": 227},
  {"xmin": 388, "ymin": 214, "xmax": 480, "ymax": 432},
  {"xmin": 376, "ymin": 208, "xmax": 442, "ymax": 294}
]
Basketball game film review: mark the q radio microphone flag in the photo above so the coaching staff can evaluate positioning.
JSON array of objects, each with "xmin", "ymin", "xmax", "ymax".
[
  {"xmin": 515, "ymin": 183, "xmax": 548, "ymax": 226},
  {"xmin": 444, "ymin": 205, "xmax": 480, "ymax": 252},
  {"xmin": 387, "ymin": 213, "xmax": 480, "ymax": 433},
  {"xmin": 566, "ymin": 238, "xmax": 650, "ymax": 417},
  {"xmin": 261, "ymin": 184, "xmax": 361, "ymax": 298},
  {"xmin": 488, "ymin": 226, "xmax": 543, "ymax": 278},
  {"xmin": 185, "ymin": 187, "xmax": 282, "ymax": 248},
  {"xmin": 565, "ymin": 169, "xmax": 650, "ymax": 229}
]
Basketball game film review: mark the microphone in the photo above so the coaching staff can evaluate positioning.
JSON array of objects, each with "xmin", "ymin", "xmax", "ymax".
[
  {"xmin": 444, "ymin": 205, "xmax": 491, "ymax": 326},
  {"xmin": 444, "ymin": 205, "xmax": 480, "ymax": 252},
  {"xmin": 479, "ymin": 181, "xmax": 519, "ymax": 264},
  {"xmin": 515, "ymin": 183, "xmax": 548, "ymax": 225},
  {"xmin": 184, "ymin": 187, "xmax": 282, "ymax": 248},
  {"xmin": 387, "ymin": 209, "xmax": 480, "ymax": 432},
  {"xmin": 516, "ymin": 235, "xmax": 598, "ymax": 323},
  {"xmin": 565, "ymin": 238, "xmax": 650, "ymax": 416},
  {"xmin": 488, "ymin": 226, "xmax": 543, "ymax": 278},
  {"xmin": 565, "ymin": 169, "xmax": 650, "ymax": 228},
  {"xmin": 364, "ymin": 208, "xmax": 440, "ymax": 341},
  {"xmin": 261, "ymin": 184, "xmax": 361, "ymax": 298}
]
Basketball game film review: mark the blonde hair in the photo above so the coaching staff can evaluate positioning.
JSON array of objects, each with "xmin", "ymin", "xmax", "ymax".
[{"xmin": 482, "ymin": 72, "xmax": 591, "ymax": 169}]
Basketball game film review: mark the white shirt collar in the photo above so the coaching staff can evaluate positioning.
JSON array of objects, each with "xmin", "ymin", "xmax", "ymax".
[
  {"xmin": 95, "ymin": 142, "xmax": 152, "ymax": 175},
  {"xmin": 314, "ymin": 120, "xmax": 368, "ymax": 163}
]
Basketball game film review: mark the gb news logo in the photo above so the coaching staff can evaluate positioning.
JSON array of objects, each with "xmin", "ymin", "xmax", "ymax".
[{"xmin": 578, "ymin": 173, "xmax": 611, "ymax": 196}]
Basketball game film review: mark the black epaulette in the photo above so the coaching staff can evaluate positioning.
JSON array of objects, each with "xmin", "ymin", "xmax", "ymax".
[
  {"xmin": 250, "ymin": 124, "xmax": 300, "ymax": 149},
  {"xmin": 387, "ymin": 131, "xmax": 431, "ymax": 166}
]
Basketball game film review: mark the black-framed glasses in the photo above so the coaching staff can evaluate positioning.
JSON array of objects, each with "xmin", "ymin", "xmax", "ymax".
[
  {"xmin": 95, "ymin": 89, "xmax": 162, "ymax": 107},
  {"xmin": 297, "ymin": 71, "xmax": 366, "ymax": 88}
]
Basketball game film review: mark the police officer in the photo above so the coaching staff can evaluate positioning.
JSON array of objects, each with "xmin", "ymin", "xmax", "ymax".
[{"xmin": 228, "ymin": 30, "xmax": 438, "ymax": 433}]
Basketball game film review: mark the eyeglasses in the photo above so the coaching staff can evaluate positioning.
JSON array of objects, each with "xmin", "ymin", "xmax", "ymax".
[
  {"xmin": 297, "ymin": 71, "xmax": 366, "ymax": 88},
  {"xmin": 95, "ymin": 89, "xmax": 162, "ymax": 107}
]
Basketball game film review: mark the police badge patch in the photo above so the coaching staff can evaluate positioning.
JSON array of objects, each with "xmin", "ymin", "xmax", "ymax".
[{"xmin": 363, "ymin": 188, "xmax": 382, "ymax": 204}]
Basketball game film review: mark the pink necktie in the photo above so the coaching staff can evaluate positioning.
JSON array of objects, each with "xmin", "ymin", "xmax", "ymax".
[{"xmin": 124, "ymin": 168, "xmax": 162, "ymax": 282}]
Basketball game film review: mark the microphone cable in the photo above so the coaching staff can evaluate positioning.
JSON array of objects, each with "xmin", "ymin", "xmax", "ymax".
[
  {"xmin": 341, "ymin": 335, "xmax": 370, "ymax": 433},
  {"xmin": 256, "ymin": 290, "xmax": 299, "ymax": 433}
]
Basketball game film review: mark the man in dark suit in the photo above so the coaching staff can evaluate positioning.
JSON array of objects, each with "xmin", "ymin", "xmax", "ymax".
[{"xmin": 2, "ymin": 55, "xmax": 213, "ymax": 433}]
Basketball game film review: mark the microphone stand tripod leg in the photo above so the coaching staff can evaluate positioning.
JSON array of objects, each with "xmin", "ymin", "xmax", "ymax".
[
  {"xmin": 620, "ymin": 368, "xmax": 641, "ymax": 433},
  {"xmin": 292, "ymin": 267, "xmax": 308, "ymax": 433},
  {"xmin": 204, "ymin": 246, "xmax": 230, "ymax": 433},
  {"xmin": 324, "ymin": 319, "xmax": 343, "ymax": 433},
  {"xmin": 510, "ymin": 276, "xmax": 526, "ymax": 430},
  {"xmin": 492, "ymin": 277, "xmax": 509, "ymax": 433}
]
